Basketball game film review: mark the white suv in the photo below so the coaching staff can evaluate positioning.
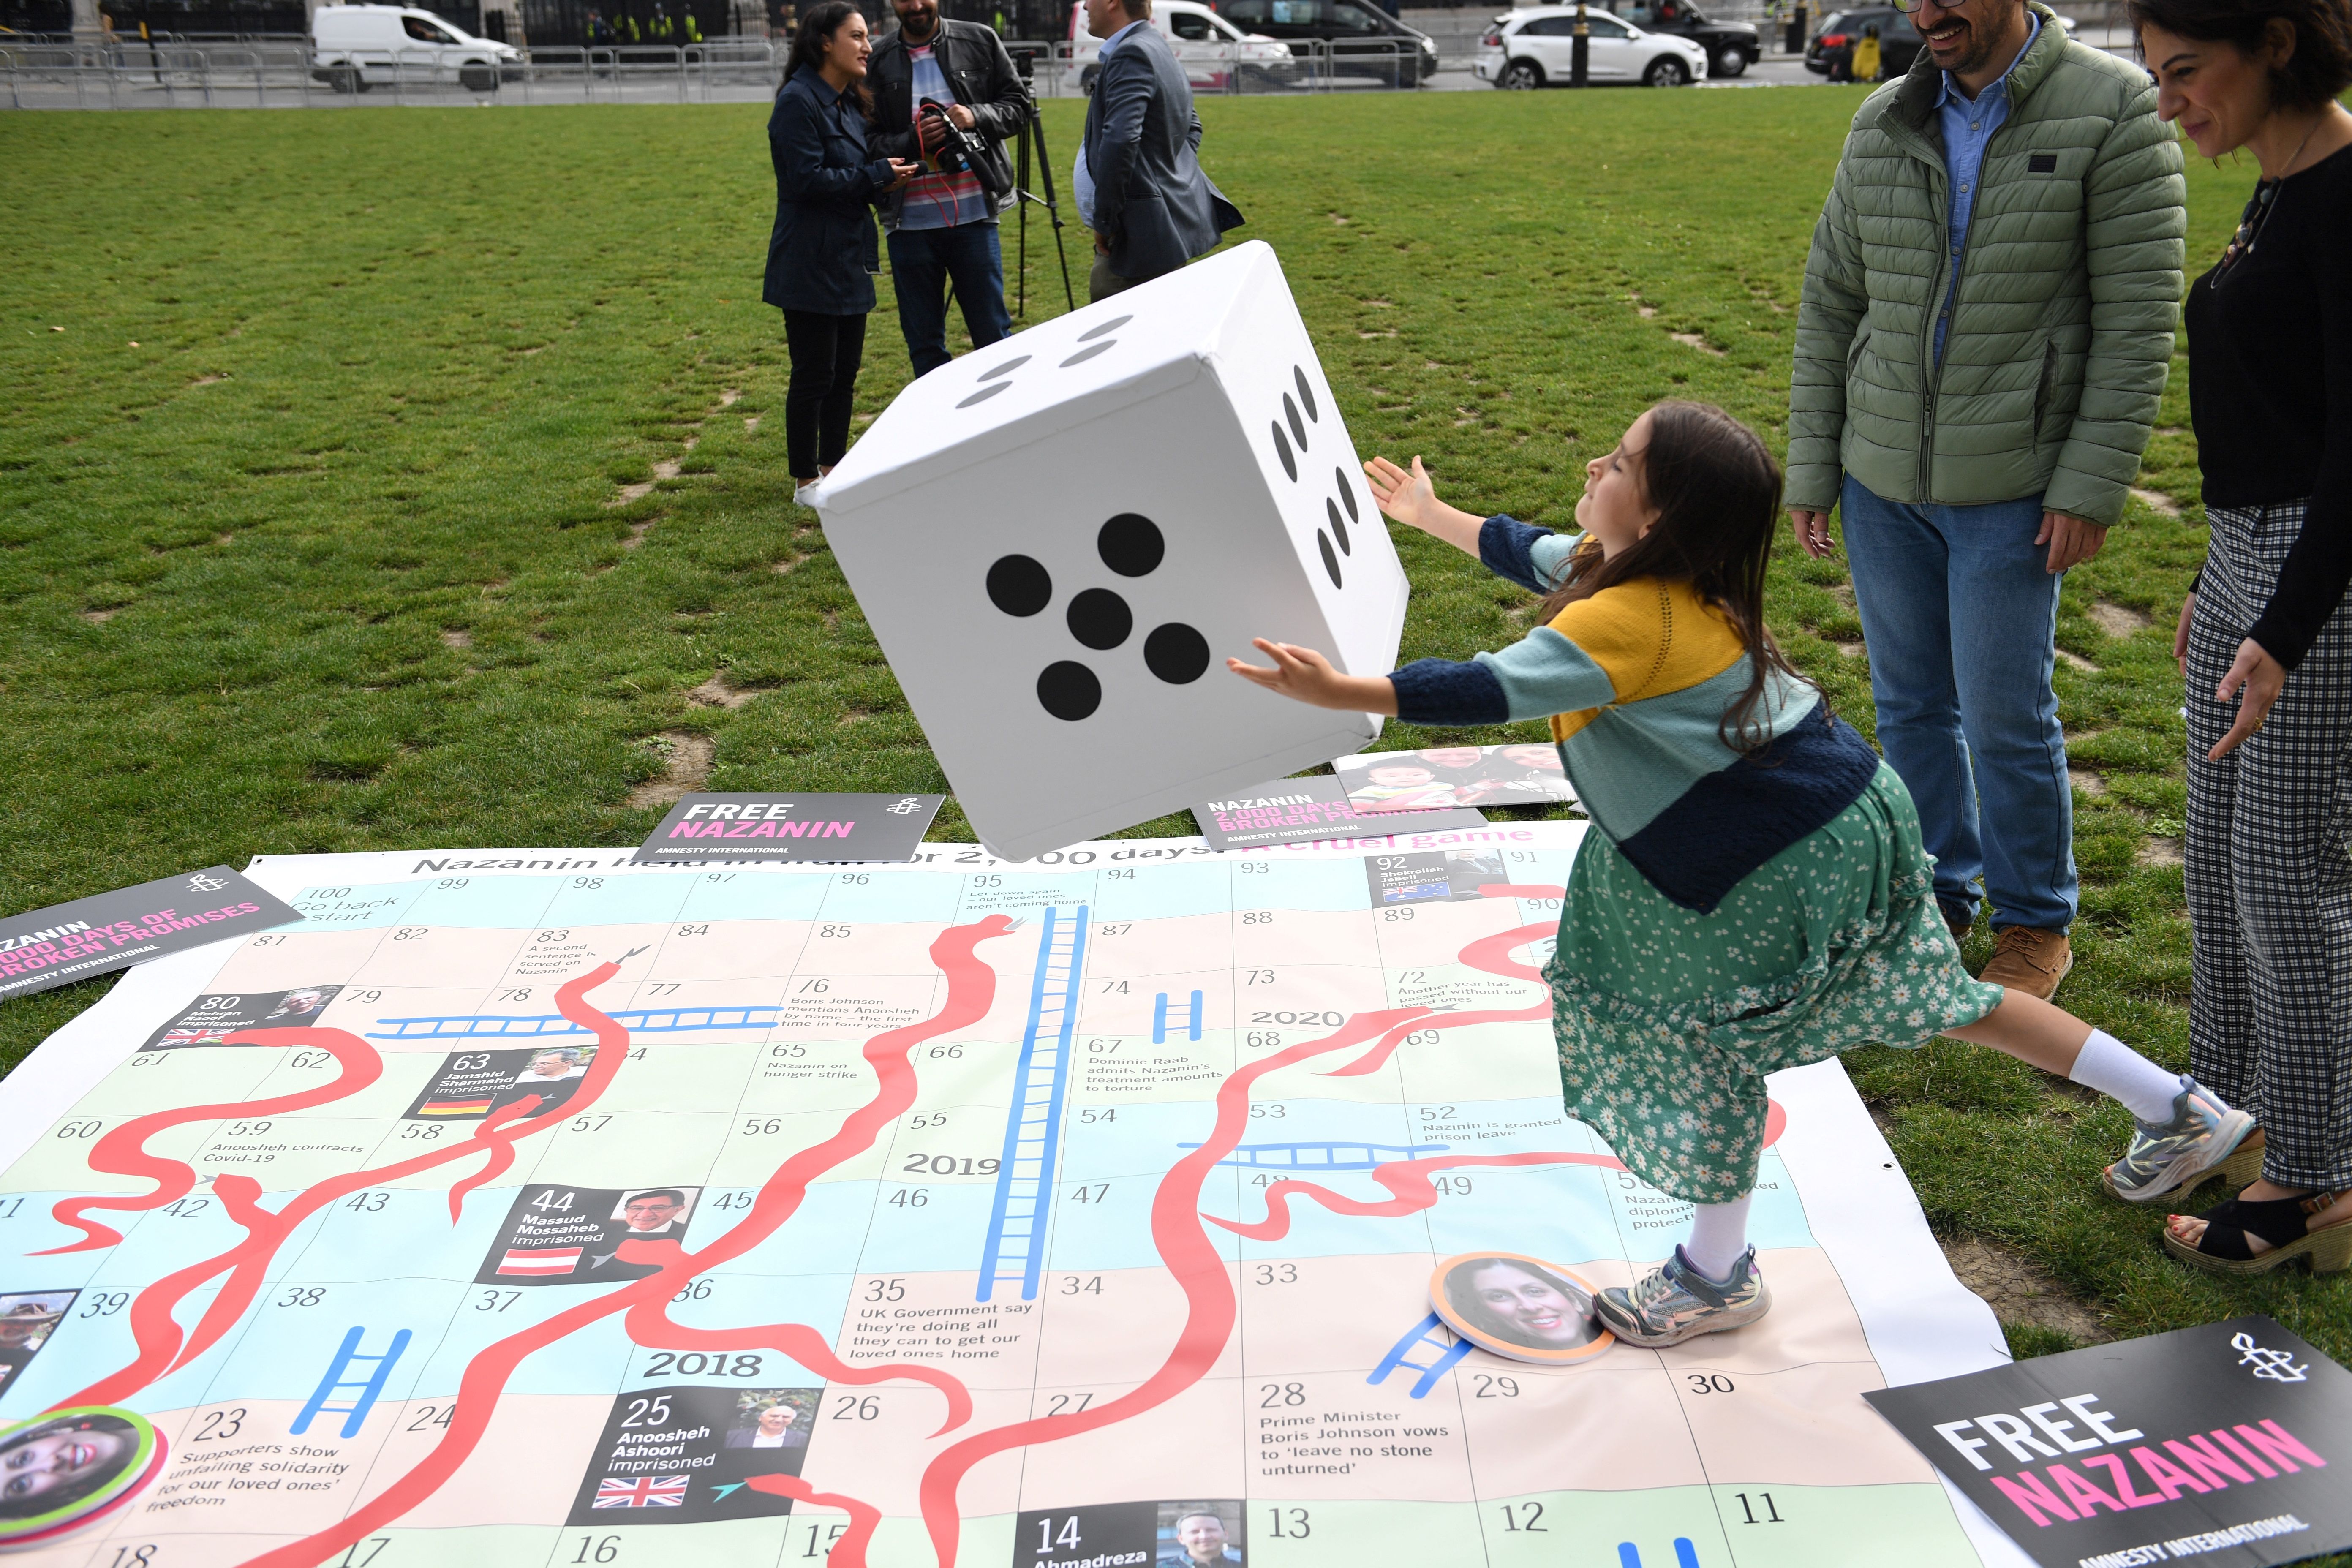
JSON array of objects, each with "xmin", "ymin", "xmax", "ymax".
[{"xmin": 1474, "ymin": 6, "xmax": 1709, "ymax": 87}]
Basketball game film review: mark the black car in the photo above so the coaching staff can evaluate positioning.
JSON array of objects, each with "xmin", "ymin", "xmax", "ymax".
[
  {"xmin": 1803, "ymin": 5, "xmax": 1922, "ymax": 76},
  {"xmin": 1214, "ymin": 0, "xmax": 1441, "ymax": 85},
  {"xmin": 1613, "ymin": 0, "xmax": 1757, "ymax": 76}
]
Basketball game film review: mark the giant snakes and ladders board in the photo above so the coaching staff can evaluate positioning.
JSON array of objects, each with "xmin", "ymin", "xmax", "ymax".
[{"xmin": 0, "ymin": 824, "xmax": 2034, "ymax": 1568}]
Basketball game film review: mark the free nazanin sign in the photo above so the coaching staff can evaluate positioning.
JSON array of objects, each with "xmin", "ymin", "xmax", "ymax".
[{"xmin": 1865, "ymin": 1316, "xmax": 2350, "ymax": 1568}]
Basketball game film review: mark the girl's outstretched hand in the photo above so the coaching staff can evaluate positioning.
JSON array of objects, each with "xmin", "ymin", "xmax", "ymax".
[
  {"xmin": 1363, "ymin": 455, "xmax": 1487, "ymax": 556},
  {"xmin": 1364, "ymin": 455, "xmax": 1437, "ymax": 529},
  {"xmin": 1227, "ymin": 640, "xmax": 1399, "ymax": 716}
]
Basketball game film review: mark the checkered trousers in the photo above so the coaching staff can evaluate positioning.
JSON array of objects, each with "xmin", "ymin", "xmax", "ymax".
[{"xmin": 2184, "ymin": 498, "xmax": 2352, "ymax": 1190}]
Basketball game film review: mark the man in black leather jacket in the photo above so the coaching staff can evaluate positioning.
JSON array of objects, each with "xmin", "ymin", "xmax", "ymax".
[{"xmin": 866, "ymin": 0, "xmax": 1033, "ymax": 375}]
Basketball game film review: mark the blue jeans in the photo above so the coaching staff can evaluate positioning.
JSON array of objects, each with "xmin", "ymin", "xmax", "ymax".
[
  {"xmin": 1839, "ymin": 476, "xmax": 2077, "ymax": 932},
  {"xmin": 887, "ymin": 223, "xmax": 1013, "ymax": 378}
]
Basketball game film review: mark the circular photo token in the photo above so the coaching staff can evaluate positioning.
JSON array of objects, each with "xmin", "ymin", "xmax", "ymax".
[
  {"xmin": 0, "ymin": 1407, "xmax": 165, "ymax": 1549},
  {"xmin": 1430, "ymin": 1252, "xmax": 1613, "ymax": 1365}
]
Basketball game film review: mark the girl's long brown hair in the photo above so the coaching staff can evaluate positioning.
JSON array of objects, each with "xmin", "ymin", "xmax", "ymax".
[{"xmin": 1537, "ymin": 401, "xmax": 1809, "ymax": 754}]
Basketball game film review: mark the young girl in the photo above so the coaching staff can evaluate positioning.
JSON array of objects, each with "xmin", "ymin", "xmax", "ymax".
[{"xmin": 1230, "ymin": 402, "xmax": 2259, "ymax": 1345}]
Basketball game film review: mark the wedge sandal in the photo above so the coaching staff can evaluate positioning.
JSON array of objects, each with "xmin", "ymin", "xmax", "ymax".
[{"xmin": 2163, "ymin": 1188, "xmax": 2352, "ymax": 1275}]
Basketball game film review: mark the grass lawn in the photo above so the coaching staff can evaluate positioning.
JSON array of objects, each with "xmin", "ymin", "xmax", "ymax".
[{"xmin": 5, "ymin": 87, "xmax": 2348, "ymax": 1394}]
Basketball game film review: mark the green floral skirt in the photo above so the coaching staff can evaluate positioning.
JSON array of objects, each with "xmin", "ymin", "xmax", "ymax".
[{"xmin": 1545, "ymin": 763, "xmax": 2004, "ymax": 1205}]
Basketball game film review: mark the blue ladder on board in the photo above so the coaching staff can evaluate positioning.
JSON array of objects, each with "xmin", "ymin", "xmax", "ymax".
[
  {"xmin": 365, "ymin": 1004, "xmax": 781, "ymax": 1040},
  {"xmin": 1366, "ymin": 1312, "xmax": 1472, "ymax": 1398},
  {"xmin": 1174, "ymin": 1140, "xmax": 1452, "ymax": 1171},
  {"xmin": 1151, "ymin": 989, "xmax": 1203, "ymax": 1045},
  {"xmin": 291, "ymin": 1326, "xmax": 412, "ymax": 1439},
  {"xmin": 1620, "ymin": 1542, "xmax": 1704, "ymax": 1568},
  {"xmin": 976, "ymin": 905, "xmax": 1089, "ymax": 1303}
]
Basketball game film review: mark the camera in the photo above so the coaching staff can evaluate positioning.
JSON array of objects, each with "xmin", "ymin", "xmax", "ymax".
[{"xmin": 917, "ymin": 100, "xmax": 988, "ymax": 174}]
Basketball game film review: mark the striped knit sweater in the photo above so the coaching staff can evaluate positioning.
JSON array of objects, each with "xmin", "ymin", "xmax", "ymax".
[{"xmin": 1387, "ymin": 517, "xmax": 1881, "ymax": 913}]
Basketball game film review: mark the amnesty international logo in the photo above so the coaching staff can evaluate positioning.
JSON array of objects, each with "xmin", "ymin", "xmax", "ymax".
[
  {"xmin": 2231, "ymin": 1330, "xmax": 2310, "ymax": 1384},
  {"xmin": 184, "ymin": 873, "xmax": 228, "ymax": 893},
  {"xmin": 885, "ymin": 797, "xmax": 926, "ymax": 815}
]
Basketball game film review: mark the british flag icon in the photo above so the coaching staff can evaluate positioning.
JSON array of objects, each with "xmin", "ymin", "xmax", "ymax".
[{"xmin": 593, "ymin": 1476, "xmax": 689, "ymax": 1508}]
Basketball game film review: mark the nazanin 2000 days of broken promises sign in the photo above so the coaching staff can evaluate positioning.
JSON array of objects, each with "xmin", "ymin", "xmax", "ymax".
[
  {"xmin": 0, "ymin": 866, "xmax": 302, "ymax": 1002},
  {"xmin": 636, "ymin": 793, "xmax": 945, "ymax": 864}
]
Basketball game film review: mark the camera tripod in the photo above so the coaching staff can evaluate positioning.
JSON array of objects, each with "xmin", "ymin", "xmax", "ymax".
[{"xmin": 1010, "ymin": 53, "xmax": 1075, "ymax": 318}]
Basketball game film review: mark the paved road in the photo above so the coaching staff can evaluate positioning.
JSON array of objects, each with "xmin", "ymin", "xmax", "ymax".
[{"xmin": 1422, "ymin": 49, "xmax": 1824, "ymax": 87}]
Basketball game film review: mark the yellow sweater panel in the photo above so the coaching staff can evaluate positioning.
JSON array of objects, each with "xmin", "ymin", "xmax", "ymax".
[{"xmin": 1545, "ymin": 578, "xmax": 1745, "ymax": 743}]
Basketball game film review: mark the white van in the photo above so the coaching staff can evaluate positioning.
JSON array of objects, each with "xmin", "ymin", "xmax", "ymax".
[
  {"xmin": 312, "ymin": 4, "xmax": 522, "ymax": 92},
  {"xmin": 1064, "ymin": 0, "xmax": 1296, "ymax": 92}
]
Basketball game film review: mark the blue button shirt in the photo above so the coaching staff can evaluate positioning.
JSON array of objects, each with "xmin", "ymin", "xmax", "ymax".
[{"xmin": 1933, "ymin": 10, "xmax": 2039, "ymax": 364}]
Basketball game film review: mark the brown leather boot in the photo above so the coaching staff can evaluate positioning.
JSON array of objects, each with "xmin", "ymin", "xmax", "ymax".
[{"xmin": 1979, "ymin": 926, "xmax": 2072, "ymax": 999}]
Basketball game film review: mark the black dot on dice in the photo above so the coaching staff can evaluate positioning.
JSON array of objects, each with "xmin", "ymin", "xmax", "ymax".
[
  {"xmin": 1066, "ymin": 588, "xmax": 1132, "ymax": 651},
  {"xmin": 986, "ymin": 554, "xmax": 1052, "ymax": 617},
  {"xmin": 1037, "ymin": 661, "xmax": 1102, "ymax": 721},
  {"xmin": 956, "ymin": 381, "xmax": 1012, "ymax": 409},
  {"xmin": 1334, "ymin": 468, "xmax": 1359, "ymax": 523},
  {"xmin": 1284, "ymin": 393, "xmax": 1309, "ymax": 452},
  {"xmin": 979, "ymin": 355, "xmax": 1030, "ymax": 381},
  {"xmin": 1294, "ymin": 366, "xmax": 1318, "ymax": 422},
  {"xmin": 1143, "ymin": 623, "xmax": 1211, "ymax": 685},
  {"xmin": 1079, "ymin": 315, "xmax": 1132, "ymax": 342},
  {"xmin": 1271, "ymin": 421, "xmax": 1297, "ymax": 482},
  {"xmin": 1326, "ymin": 497, "xmax": 1352, "ymax": 555},
  {"xmin": 1061, "ymin": 342, "xmax": 1116, "ymax": 368},
  {"xmin": 1318, "ymin": 531, "xmax": 1344, "ymax": 588},
  {"xmin": 1097, "ymin": 513, "xmax": 1164, "ymax": 577}
]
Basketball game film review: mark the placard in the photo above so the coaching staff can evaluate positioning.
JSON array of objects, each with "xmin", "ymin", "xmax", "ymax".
[
  {"xmin": 1192, "ymin": 774, "xmax": 1486, "ymax": 851},
  {"xmin": 636, "ymin": 793, "xmax": 943, "ymax": 864},
  {"xmin": 1864, "ymin": 1315, "xmax": 2352, "ymax": 1568},
  {"xmin": 1334, "ymin": 744, "xmax": 1577, "ymax": 814},
  {"xmin": 0, "ymin": 867, "xmax": 302, "ymax": 1002}
]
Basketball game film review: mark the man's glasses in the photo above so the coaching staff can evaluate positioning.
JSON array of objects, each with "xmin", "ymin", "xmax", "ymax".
[{"xmin": 1889, "ymin": 0, "xmax": 1967, "ymax": 13}]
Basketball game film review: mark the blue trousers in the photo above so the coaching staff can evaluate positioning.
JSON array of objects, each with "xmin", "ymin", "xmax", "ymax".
[
  {"xmin": 1840, "ymin": 476, "xmax": 2078, "ymax": 932},
  {"xmin": 887, "ymin": 223, "xmax": 1013, "ymax": 378}
]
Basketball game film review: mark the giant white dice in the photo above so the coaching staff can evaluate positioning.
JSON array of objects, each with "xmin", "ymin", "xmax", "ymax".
[{"xmin": 811, "ymin": 240, "xmax": 1409, "ymax": 862}]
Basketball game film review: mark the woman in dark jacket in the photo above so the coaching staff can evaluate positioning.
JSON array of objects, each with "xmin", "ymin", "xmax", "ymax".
[
  {"xmin": 765, "ymin": 1, "xmax": 915, "ymax": 495},
  {"xmin": 2124, "ymin": 0, "xmax": 2352, "ymax": 1273}
]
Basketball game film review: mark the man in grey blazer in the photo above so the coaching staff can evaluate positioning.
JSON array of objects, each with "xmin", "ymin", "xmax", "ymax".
[{"xmin": 1078, "ymin": 0, "xmax": 1244, "ymax": 300}]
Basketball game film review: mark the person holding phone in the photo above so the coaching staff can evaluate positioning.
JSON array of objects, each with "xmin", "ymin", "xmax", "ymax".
[{"xmin": 765, "ymin": 2, "xmax": 919, "ymax": 501}]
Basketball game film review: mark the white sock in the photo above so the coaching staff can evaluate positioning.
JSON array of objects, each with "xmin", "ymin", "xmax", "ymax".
[
  {"xmin": 2068, "ymin": 1029, "xmax": 2190, "ymax": 1124},
  {"xmin": 1683, "ymin": 1195, "xmax": 1753, "ymax": 1281}
]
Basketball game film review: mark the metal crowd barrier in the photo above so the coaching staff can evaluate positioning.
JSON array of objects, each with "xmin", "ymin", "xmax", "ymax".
[
  {"xmin": 2, "ymin": 33, "xmax": 1433, "ymax": 108},
  {"xmin": 1025, "ymin": 34, "xmax": 1423, "ymax": 97},
  {"xmin": 0, "ymin": 39, "xmax": 791, "ymax": 108}
]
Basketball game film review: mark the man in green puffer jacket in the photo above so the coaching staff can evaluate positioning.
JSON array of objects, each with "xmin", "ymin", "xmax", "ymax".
[{"xmin": 1787, "ymin": 0, "xmax": 2184, "ymax": 999}]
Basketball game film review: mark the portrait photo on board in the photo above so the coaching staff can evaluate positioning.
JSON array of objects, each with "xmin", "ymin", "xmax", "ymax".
[
  {"xmin": 0, "ymin": 1292, "xmax": 76, "ymax": 1393},
  {"xmin": 1430, "ymin": 1252, "xmax": 1612, "ymax": 1364},
  {"xmin": 723, "ymin": 1389, "xmax": 817, "ymax": 1451},
  {"xmin": 1156, "ymin": 1501, "xmax": 1245, "ymax": 1567},
  {"xmin": 0, "ymin": 1407, "xmax": 162, "ymax": 1544}
]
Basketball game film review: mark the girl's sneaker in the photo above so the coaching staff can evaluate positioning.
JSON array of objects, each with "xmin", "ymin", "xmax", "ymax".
[
  {"xmin": 1594, "ymin": 1246, "xmax": 1770, "ymax": 1348},
  {"xmin": 2103, "ymin": 1077, "xmax": 2258, "ymax": 1203}
]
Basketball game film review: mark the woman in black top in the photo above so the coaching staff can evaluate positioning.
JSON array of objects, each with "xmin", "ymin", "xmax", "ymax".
[
  {"xmin": 2128, "ymin": 0, "xmax": 2352, "ymax": 1272},
  {"xmin": 764, "ymin": 2, "xmax": 917, "ymax": 497}
]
